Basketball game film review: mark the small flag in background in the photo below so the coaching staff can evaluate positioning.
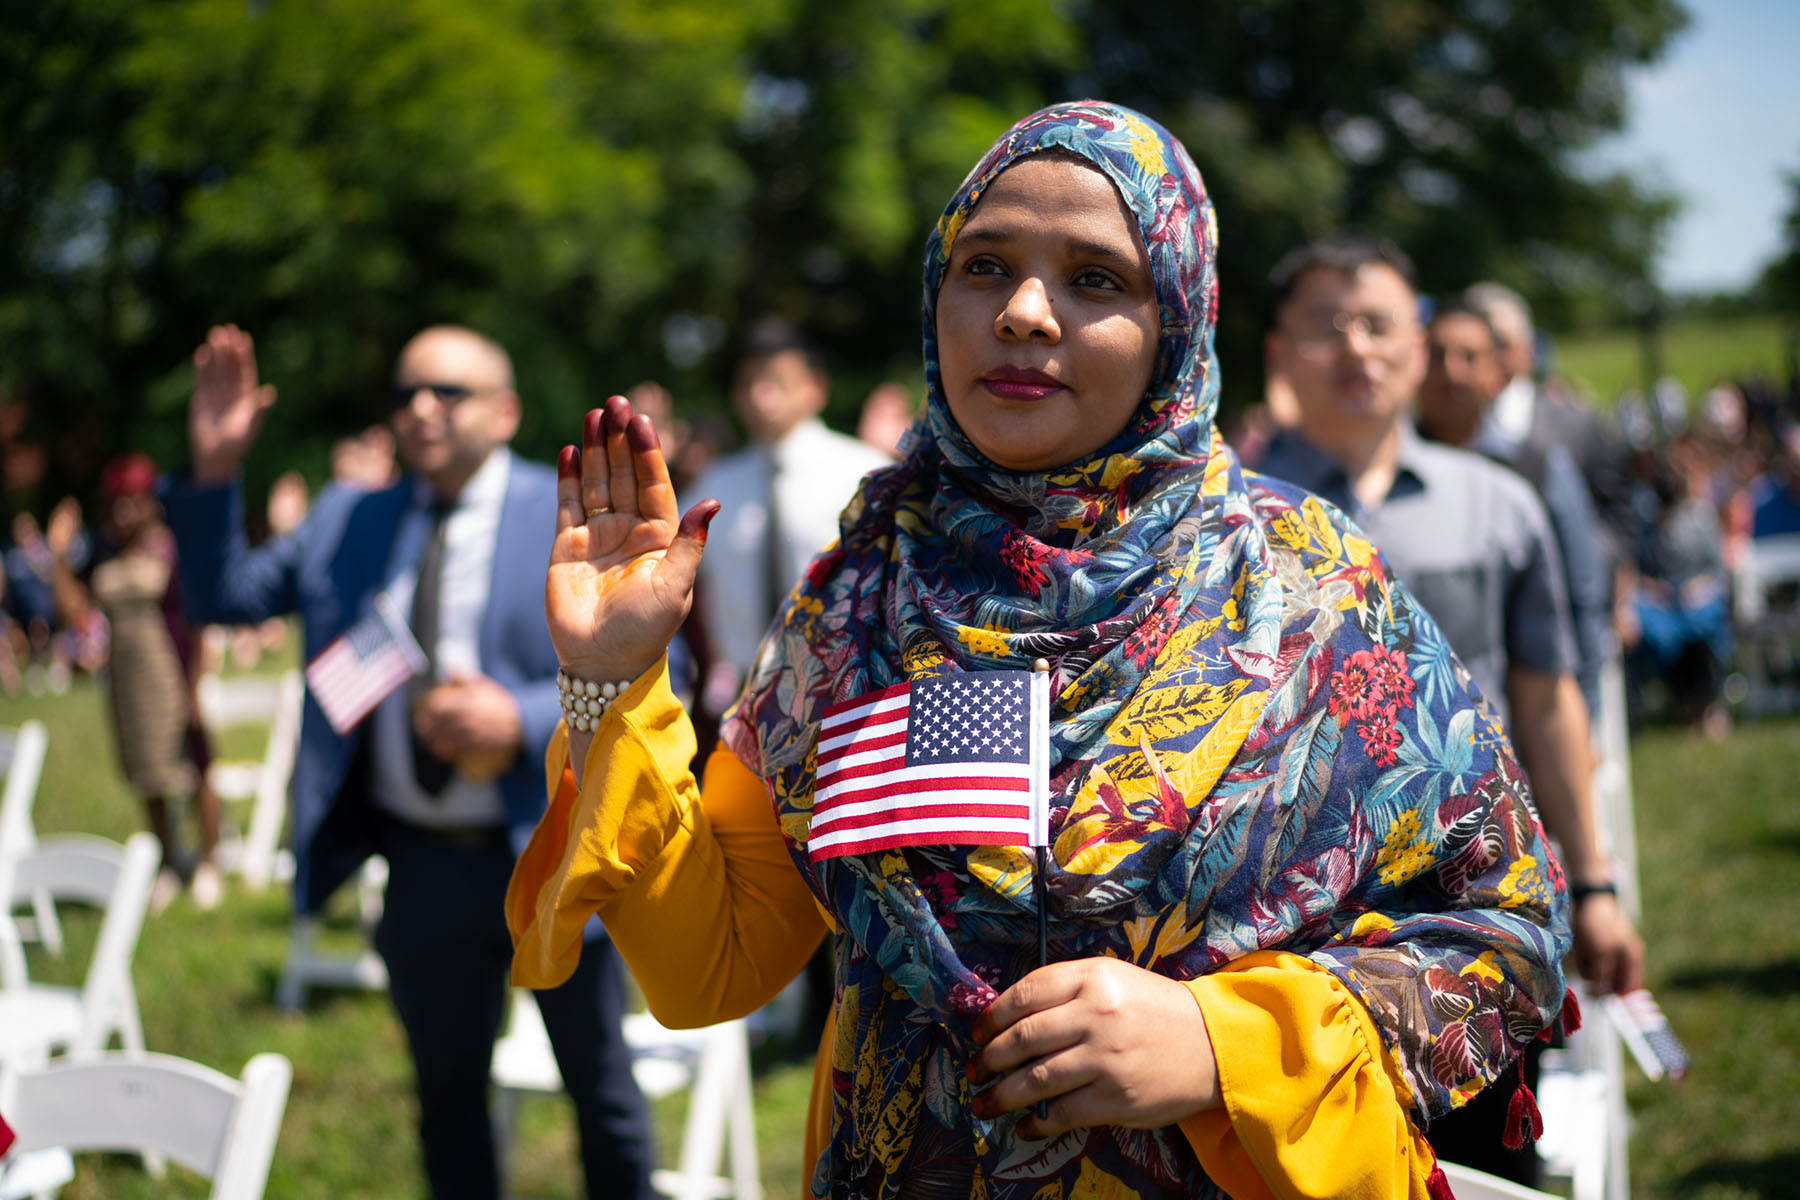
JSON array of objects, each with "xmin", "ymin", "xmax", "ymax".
[
  {"xmin": 305, "ymin": 597, "xmax": 427, "ymax": 735},
  {"xmin": 810, "ymin": 670, "xmax": 1051, "ymax": 860},
  {"xmin": 1606, "ymin": 988, "xmax": 1690, "ymax": 1081}
]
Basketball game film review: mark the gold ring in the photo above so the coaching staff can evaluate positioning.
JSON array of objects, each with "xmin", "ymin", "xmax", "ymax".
[{"xmin": 586, "ymin": 504, "xmax": 612, "ymax": 518}]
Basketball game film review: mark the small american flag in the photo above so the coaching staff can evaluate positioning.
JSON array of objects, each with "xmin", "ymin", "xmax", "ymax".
[
  {"xmin": 809, "ymin": 670, "xmax": 1051, "ymax": 860},
  {"xmin": 1606, "ymin": 988, "xmax": 1690, "ymax": 1081},
  {"xmin": 305, "ymin": 597, "xmax": 426, "ymax": 735}
]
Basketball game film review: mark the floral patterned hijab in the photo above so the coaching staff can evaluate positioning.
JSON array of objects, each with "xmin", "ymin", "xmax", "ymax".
[{"xmin": 723, "ymin": 101, "xmax": 1567, "ymax": 1198}]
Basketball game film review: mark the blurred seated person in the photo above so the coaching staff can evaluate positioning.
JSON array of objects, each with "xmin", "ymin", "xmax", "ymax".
[
  {"xmin": 1619, "ymin": 436, "xmax": 1736, "ymax": 740},
  {"xmin": 1751, "ymin": 421, "xmax": 1800, "ymax": 538}
]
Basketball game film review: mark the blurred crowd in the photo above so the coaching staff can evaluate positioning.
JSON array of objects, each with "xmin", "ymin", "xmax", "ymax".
[
  {"xmin": 0, "ymin": 350, "xmax": 914, "ymax": 912},
  {"xmin": 1230, "ymin": 286, "xmax": 1800, "ymax": 745}
]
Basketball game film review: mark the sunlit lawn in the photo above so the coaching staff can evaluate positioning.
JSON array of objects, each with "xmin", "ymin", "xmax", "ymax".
[
  {"xmin": 4, "ymin": 670, "xmax": 1797, "ymax": 1198},
  {"xmin": 1555, "ymin": 314, "xmax": 1791, "ymax": 407}
]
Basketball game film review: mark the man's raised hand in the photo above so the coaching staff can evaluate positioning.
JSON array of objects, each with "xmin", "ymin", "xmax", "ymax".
[{"xmin": 190, "ymin": 325, "xmax": 276, "ymax": 484}]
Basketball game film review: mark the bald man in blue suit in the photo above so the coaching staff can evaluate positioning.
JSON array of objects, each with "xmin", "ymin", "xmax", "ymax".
[{"xmin": 165, "ymin": 324, "xmax": 654, "ymax": 1200}]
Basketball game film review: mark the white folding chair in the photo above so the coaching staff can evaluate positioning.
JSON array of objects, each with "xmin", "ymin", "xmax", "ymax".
[
  {"xmin": 1439, "ymin": 1160, "xmax": 1562, "ymax": 1200},
  {"xmin": 0, "ymin": 832, "xmax": 161, "ymax": 1066},
  {"xmin": 1589, "ymin": 655, "xmax": 1641, "ymax": 921},
  {"xmin": 271, "ymin": 855, "xmax": 390, "ymax": 1012},
  {"xmin": 197, "ymin": 670, "xmax": 304, "ymax": 889},
  {"xmin": 1735, "ymin": 533, "xmax": 1800, "ymax": 716},
  {"xmin": 1535, "ymin": 980, "xmax": 1632, "ymax": 1200},
  {"xmin": 490, "ymin": 989, "xmax": 761, "ymax": 1200},
  {"xmin": 0, "ymin": 1050, "xmax": 292, "ymax": 1200},
  {"xmin": 0, "ymin": 721, "xmax": 60, "ymax": 954}
]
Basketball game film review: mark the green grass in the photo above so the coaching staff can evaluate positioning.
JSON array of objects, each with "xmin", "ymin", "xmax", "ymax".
[
  {"xmin": 1554, "ymin": 314, "xmax": 1791, "ymax": 407},
  {"xmin": 5, "ymin": 676, "xmax": 1798, "ymax": 1197},
  {"xmin": 1, "ymin": 677, "xmax": 815, "ymax": 1199},
  {"xmin": 1622, "ymin": 717, "xmax": 1800, "ymax": 1199}
]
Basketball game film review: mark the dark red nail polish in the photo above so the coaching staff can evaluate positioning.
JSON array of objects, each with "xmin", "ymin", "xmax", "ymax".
[
  {"xmin": 626, "ymin": 413, "xmax": 660, "ymax": 453},
  {"xmin": 558, "ymin": 445, "xmax": 579, "ymax": 476},
  {"xmin": 583, "ymin": 409, "xmax": 602, "ymax": 447}
]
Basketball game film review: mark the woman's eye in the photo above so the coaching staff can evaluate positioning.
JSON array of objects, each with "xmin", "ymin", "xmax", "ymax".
[
  {"xmin": 1073, "ymin": 268, "xmax": 1122, "ymax": 290},
  {"xmin": 963, "ymin": 256, "xmax": 1006, "ymax": 277}
]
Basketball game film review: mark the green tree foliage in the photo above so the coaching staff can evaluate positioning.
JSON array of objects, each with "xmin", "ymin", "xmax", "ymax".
[
  {"xmin": 1, "ymin": 0, "xmax": 1689, "ymax": 504},
  {"xmin": 1756, "ymin": 166, "xmax": 1800, "ymax": 315}
]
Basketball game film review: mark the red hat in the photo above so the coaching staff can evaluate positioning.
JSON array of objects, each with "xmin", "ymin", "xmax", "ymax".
[{"xmin": 100, "ymin": 452, "xmax": 159, "ymax": 500}]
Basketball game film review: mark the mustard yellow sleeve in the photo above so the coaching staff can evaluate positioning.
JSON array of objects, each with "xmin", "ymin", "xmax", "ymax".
[
  {"xmin": 1177, "ymin": 950, "xmax": 1438, "ymax": 1200},
  {"xmin": 505, "ymin": 657, "xmax": 828, "ymax": 1027}
]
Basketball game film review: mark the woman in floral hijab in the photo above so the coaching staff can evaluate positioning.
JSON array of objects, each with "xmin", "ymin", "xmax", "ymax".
[{"xmin": 510, "ymin": 101, "xmax": 1570, "ymax": 1198}]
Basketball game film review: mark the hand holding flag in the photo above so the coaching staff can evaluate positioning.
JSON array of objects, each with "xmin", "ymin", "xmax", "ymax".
[{"xmin": 305, "ymin": 597, "xmax": 427, "ymax": 735}]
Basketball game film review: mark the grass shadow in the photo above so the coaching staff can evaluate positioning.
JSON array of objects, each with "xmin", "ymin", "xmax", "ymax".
[
  {"xmin": 1754, "ymin": 828, "xmax": 1800, "ymax": 857},
  {"xmin": 1675, "ymin": 1148, "xmax": 1800, "ymax": 1197},
  {"xmin": 1667, "ymin": 959, "xmax": 1800, "ymax": 998}
]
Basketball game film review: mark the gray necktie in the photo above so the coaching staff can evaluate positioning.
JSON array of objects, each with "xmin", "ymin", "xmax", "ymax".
[{"xmin": 409, "ymin": 501, "xmax": 454, "ymax": 797}]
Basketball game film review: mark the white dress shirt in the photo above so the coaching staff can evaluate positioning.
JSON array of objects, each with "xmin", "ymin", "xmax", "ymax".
[
  {"xmin": 689, "ymin": 418, "xmax": 891, "ymax": 684},
  {"xmin": 370, "ymin": 448, "xmax": 511, "ymax": 828},
  {"xmin": 1483, "ymin": 373, "xmax": 1537, "ymax": 453}
]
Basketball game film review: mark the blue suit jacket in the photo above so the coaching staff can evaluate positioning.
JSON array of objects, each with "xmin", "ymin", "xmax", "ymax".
[{"xmin": 165, "ymin": 456, "xmax": 562, "ymax": 915}]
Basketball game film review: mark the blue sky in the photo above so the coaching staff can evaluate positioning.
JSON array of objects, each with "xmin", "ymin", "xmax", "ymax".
[{"xmin": 1592, "ymin": 0, "xmax": 1800, "ymax": 293}]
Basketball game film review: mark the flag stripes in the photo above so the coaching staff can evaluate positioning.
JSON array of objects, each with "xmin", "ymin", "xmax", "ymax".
[
  {"xmin": 808, "ymin": 671, "xmax": 1047, "ymax": 860},
  {"xmin": 305, "ymin": 599, "xmax": 426, "ymax": 735}
]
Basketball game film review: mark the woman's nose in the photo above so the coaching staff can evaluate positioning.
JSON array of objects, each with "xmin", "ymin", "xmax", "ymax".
[{"xmin": 996, "ymin": 276, "xmax": 1059, "ymax": 342}]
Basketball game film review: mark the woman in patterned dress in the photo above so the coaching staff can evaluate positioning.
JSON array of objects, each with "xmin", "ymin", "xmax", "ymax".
[
  {"xmin": 509, "ymin": 102, "xmax": 1571, "ymax": 1198},
  {"xmin": 49, "ymin": 454, "xmax": 223, "ymax": 909}
]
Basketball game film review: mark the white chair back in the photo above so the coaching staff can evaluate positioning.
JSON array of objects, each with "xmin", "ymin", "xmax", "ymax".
[
  {"xmin": 490, "ymin": 989, "xmax": 761, "ymax": 1200},
  {"xmin": 197, "ymin": 670, "xmax": 304, "ymax": 888},
  {"xmin": 0, "ymin": 721, "xmax": 48, "ymax": 848},
  {"xmin": 1736, "ymin": 533, "xmax": 1800, "ymax": 715},
  {"xmin": 0, "ymin": 1050, "xmax": 292, "ymax": 1200},
  {"xmin": 0, "ymin": 832, "xmax": 161, "ymax": 1061},
  {"xmin": 0, "ymin": 721, "xmax": 60, "ymax": 956},
  {"xmin": 1439, "ymin": 1160, "xmax": 1562, "ymax": 1200}
]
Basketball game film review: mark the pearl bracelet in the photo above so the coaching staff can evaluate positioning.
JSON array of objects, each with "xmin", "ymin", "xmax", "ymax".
[{"xmin": 557, "ymin": 669, "xmax": 634, "ymax": 733}]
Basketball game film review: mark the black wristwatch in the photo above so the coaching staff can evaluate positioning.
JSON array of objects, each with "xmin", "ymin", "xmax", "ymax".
[{"xmin": 1569, "ymin": 881, "xmax": 1618, "ymax": 904}]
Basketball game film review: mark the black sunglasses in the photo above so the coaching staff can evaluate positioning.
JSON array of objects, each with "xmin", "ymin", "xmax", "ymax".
[{"xmin": 389, "ymin": 381, "xmax": 500, "ymax": 410}]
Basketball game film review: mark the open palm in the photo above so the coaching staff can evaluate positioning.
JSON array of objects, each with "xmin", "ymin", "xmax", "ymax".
[
  {"xmin": 546, "ymin": 394, "xmax": 717, "ymax": 684},
  {"xmin": 190, "ymin": 324, "xmax": 276, "ymax": 483}
]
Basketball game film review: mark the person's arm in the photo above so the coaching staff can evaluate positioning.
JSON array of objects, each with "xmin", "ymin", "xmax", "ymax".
[
  {"xmin": 1507, "ymin": 666, "xmax": 1644, "ymax": 993},
  {"xmin": 42, "ymin": 499, "xmax": 93, "ymax": 631},
  {"xmin": 1540, "ymin": 447, "xmax": 1612, "ymax": 713},
  {"xmin": 1180, "ymin": 953, "xmax": 1438, "ymax": 1200},
  {"xmin": 165, "ymin": 325, "xmax": 299, "ymax": 627},
  {"xmin": 506, "ymin": 653, "xmax": 826, "ymax": 1025}
]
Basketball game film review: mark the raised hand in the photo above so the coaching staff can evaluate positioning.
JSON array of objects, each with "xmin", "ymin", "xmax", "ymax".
[
  {"xmin": 190, "ymin": 324, "xmax": 276, "ymax": 484},
  {"xmin": 546, "ymin": 394, "xmax": 719, "ymax": 686},
  {"xmin": 45, "ymin": 497, "xmax": 82, "ymax": 560}
]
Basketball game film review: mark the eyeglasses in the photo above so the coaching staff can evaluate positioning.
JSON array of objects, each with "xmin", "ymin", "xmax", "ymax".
[
  {"xmin": 389, "ymin": 382, "xmax": 503, "ymax": 410},
  {"xmin": 1280, "ymin": 311, "xmax": 1415, "ymax": 357}
]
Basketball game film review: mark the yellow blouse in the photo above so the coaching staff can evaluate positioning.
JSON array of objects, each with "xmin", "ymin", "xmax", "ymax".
[{"xmin": 506, "ymin": 659, "xmax": 1441, "ymax": 1199}]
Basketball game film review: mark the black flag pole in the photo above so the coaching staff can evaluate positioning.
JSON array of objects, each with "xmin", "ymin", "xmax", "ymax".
[{"xmin": 1030, "ymin": 658, "xmax": 1051, "ymax": 1121}]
